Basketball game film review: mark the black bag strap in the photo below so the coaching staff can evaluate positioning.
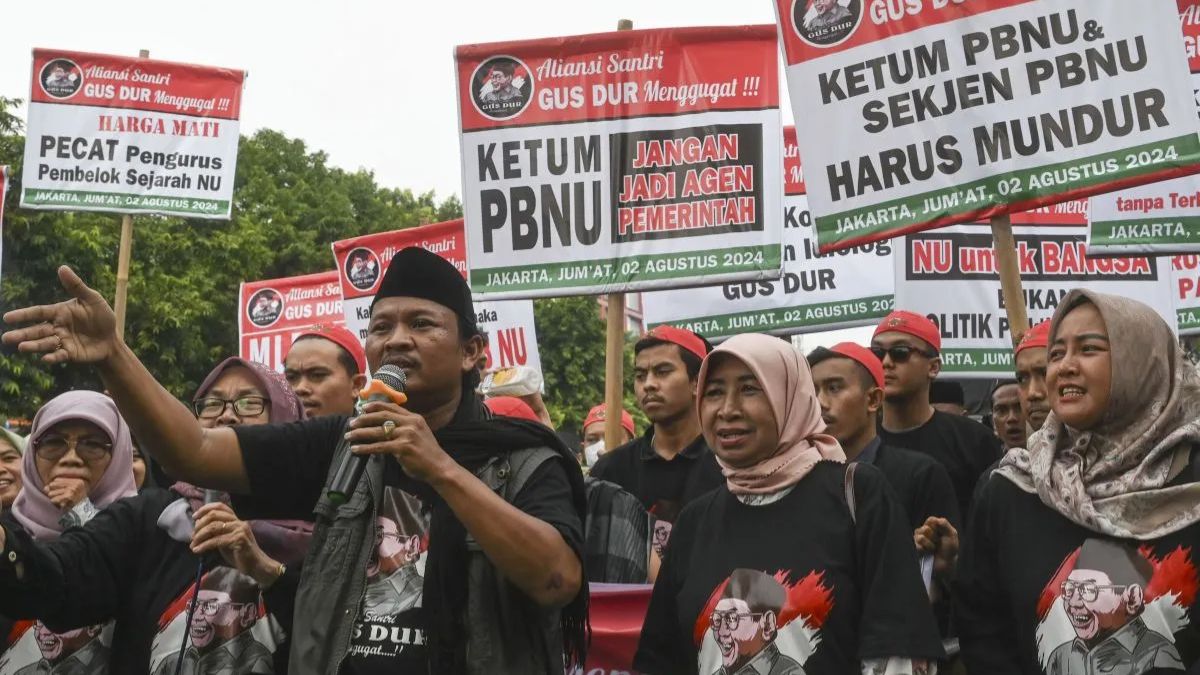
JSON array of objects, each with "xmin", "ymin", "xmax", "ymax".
[{"xmin": 843, "ymin": 461, "xmax": 859, "ymax": 525}]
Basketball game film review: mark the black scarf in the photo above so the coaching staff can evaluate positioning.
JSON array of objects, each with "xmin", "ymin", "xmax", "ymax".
[{"xmin": 408, "ymin": 395, "xmax": 589, "ymax": 673}]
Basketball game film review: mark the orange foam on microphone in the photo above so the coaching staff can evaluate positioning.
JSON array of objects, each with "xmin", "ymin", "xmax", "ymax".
[{"xmin": 358, "ymin": 379, "xmax": 407, "ymax": 406}]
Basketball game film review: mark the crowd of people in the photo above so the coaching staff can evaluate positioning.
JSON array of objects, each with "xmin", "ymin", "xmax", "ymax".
[{"xmin": 0, "ymin": 249, "xmax": 1196, "ymax": 674}]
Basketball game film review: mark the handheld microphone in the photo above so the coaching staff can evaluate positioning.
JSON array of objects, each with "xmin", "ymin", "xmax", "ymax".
[{"xmin": 327, "ymin": 364, "xmax": 407, "ymax": 504}]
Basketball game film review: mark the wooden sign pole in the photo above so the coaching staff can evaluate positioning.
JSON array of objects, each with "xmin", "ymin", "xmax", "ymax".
[
  {"xmin": 113, "ymin": 48, "xmax": 150, "ymax": 342},
  {"xmin": 603, "ymin": 19, "xmax": 635, "ymax": 451},
  {"xmin": 990, "ymin": 214, "xmax": 1029, "ymax": 348}
]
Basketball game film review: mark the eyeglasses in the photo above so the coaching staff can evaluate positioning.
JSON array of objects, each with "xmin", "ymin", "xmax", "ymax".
[
  {"xmin": 187, "ymin": 598, "xmax": 252, "ymax": 617},
  {"xmin": 33, "ymin": 435, "xmax": 113, "ymax": 462},
  {"xmin": 1061, "ymin": 580, "xmax": 1127, "ymax": 602},
  {"xmin": 710, "ymin": 610, "xmax": 763, "ymax": 631},
  {"xmin": 194, "ymin": 396, "xmax": 268, "ymax": 420},
  {"xmin": 871, "ymin": 345, "xmax": 936, "ymax": 364}
]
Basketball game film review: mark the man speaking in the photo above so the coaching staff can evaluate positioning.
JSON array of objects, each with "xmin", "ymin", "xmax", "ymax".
[{"xmin": 2, "ymin": 248, "xmax": 588, "ymax": 675}]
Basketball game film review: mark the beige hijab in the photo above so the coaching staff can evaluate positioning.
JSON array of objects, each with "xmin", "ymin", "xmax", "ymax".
[
  {"xmin": 698, "ymin": 333, "xmax": 845, "ymax": 495},
  {"xmin": 997, "ymin": 289, "xmax": 1200, "ymax": 539}
]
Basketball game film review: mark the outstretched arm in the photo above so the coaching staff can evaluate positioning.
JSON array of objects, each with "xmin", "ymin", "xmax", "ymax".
[{"xmin": 3, "ymin": 266, "xmax": 249, "ymax": 492}]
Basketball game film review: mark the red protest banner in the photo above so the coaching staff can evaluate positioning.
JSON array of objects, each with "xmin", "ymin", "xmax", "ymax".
[
  {"xmin": 238, "ymin": 271, "xmax": 344, "ymax": 372},
  {"xmin": 331, "ymin": 221, "xmax": 542, "ymax": 373}
]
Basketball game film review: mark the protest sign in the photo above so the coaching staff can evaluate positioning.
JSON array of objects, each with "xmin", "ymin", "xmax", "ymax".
[
  {"xmin": 21, "ymin": 48, "xmax": 244, "ymax": 219},
  {"xmin": 331, "ymin": 220, "xmax": 542, "ymax": 373},
  {"xmin": 642, "ymin": 127, "xmax": 894, "ymax": 338},
  {"xmin": 456, "ymin": 26, "xmax": 783, "ymax": 298},
  {"xmin": 1086, "ymin": 1, "xmax": 1200, "ymax": 254},
  {"xmin": 1173, "ymin": 254, "xmax": 1200, "ymax": 334},
  {"xmin": 774, "ymin": 0, "xmax": 1200, "ymax": 252},
  {"xmin": 894, "ymin": 222, "xmax": 1175, "ymax": 377},
  {"xmin": 239, "ymin": 271, "xmax": 344, "ymax": 372}
]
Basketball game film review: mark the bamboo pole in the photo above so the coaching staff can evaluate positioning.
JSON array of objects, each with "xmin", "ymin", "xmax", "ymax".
[
  {"xmin": 604, "ymin": 19, "xmax": 634, "ymax": 450},
  {"xmin": 113, "ymin": 48, "xmax": 150, "ymax": 341}
]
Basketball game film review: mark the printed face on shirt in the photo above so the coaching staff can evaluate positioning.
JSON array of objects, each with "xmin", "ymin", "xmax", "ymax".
[
  {"xmin": 711, "ymin": 597, "xmax": 773, "ymax": 669},
  {"xmin": 368, "ymin": 516, "xmax": 423, "ymax": 578},
  {"xmin": 871, "ymin": 332, "xmax": 939, "ymax": 402},
  {"xmin": 34, "ymin": 622, "xmax": 100, "ymax": 663},
  {"xmin": 635, "ymin": 344, "xmax": 698, "ymax": 426},
  {"xmin": 700, "ymin": 354, "xmax": 780, "ymax": 469},
  {"xmin": 285, "ymin": 337, "xmax": 362, "ymax": 418},
  {"xmin": 189, "ymin": 589, "xmax": 257, "ymax": 650},
  {"xmin": 811, "ymin": 357, "xmax": 879, "ymax": 448},
  {"xmin": 365, "ymin": 297, "xmax": 483, "ymax": 416},
  {"xmin": 1015, "ymin": 346, "xmax": 1050, "ymax": 431},
  {"xmin": 991, "ymin": 384, "xmax": 1026, "ymax": 450},
  {"xmin": 34, "ymin": 419, "xmax": 113, "ymax": 493},
  {"xmin": 0, "ymin": 436, "xmax": 22, "ymax": 507},
  {"xmin": 812, "ymin": 0, "xmax": 836, "ymax": 14},
  {"xmin": 197, "ymin": 366, "xmax": 271, "ymax": 429},
  {"xmin": 1060, "ymin": 568, "xmax": 1140, "ymax": 641},
  {"xmin": 1047, "ymin": 303, "xmax": 1112, "ymax": 431}
]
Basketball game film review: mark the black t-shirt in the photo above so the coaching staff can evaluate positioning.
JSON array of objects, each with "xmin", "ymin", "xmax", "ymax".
[
  {"xmin": 878, "ymin": 410, "xmax": 1001, "ymax": 529},
  {"xmin": 0, "ymin": 489, "xmax": 289, "ymax": 674},
  {"xmin": 232, "ymin": 415, "xmax": 584, "ymax": 675},
  {"xmin": 861, "ymin": 438, "xmax": 962, "ymax": 531},
  {"xmin": 589, "ymin": 430, "xmax": 724, "ymax": 556},
  {"xmin": 957, "ymin": 472, "xmax": 1200, "ymax": 673},
  {"xmin": 634, "ymin": 462, "xmax": 943, "ymax": 674}
]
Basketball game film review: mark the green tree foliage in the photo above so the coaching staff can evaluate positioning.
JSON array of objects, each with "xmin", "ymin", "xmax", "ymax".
[
  {"xmin": 532, "ymin": 297, "xmax": 646, "ymax": 436},
  {"xmin": 0, "ymin": 98, "xmax": 458, "ymax": 417}
]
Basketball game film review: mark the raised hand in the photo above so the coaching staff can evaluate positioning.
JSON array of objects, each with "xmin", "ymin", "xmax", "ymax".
[{"xmin": 2, "ymin": 266, "xmax": 119, "ymax": 365}]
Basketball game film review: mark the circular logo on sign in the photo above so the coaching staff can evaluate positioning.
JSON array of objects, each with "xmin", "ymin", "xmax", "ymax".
[
  {"xmin": 345, "ymin": 248, "xmax": 381, "ymax": 292},
  {"xmin": 247, "ymin": 288, "xmax": 284, "ymax": 328},
  {"xmin": 792, "ymin": 0, "xmax": 862, "ymax": 48},
  {"xmin": 470, "ymin": 56, "xmax": 534, "ymax": 121},
  {"xmin": 39, "ymin": 58, "xmax": 83, "ymax": 99}
]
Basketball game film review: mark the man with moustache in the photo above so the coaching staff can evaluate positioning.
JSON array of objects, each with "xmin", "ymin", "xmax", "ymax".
[{"xmin": 1015, "ymin": 321, "xmax": 1052, "ymax": 435}]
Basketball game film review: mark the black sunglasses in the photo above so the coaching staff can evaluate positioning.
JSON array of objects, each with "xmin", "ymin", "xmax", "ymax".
[{"xmin": 871, "ymin": 345, "xmax": 936, "ymax": 364}]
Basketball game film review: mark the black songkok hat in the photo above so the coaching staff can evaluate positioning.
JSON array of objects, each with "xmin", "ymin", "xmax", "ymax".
[{"xmin": 371, "ymin": 247, "xmax": 478, "ymax": 336}]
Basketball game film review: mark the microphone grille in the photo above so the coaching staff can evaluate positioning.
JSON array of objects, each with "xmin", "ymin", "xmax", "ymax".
[{"xmin": 374, "ymin": 364, "xmax": 407, "ymax": 392}]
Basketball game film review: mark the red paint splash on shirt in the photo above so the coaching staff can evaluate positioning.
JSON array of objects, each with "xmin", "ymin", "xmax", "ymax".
[
  {"xmin": 1141, "ymin": 545, "xmax": 1198, "ymax": 607},
  {"xmin": 1037, "ymin": 548, "xmax": 1081, "ymax": 621}
]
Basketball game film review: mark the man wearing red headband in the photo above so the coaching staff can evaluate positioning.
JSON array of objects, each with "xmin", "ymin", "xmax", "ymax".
[
  {"xmin": 871, "ymin": 311, "xmax": 1002, "ymax": 527},
  {"xmin": 1014, "ymin": 320, "xmax": 1051, "ymax": 433},
  {"xmin": 284, "ymin": 324, "xmax": 368, "ymax": 418},
  {"xmin": 808, "ymin": 343, "xmax": 959, "ymax": 533},
  {"xmin": 589, "ymin": 326, "xmax": 722, "ymax": 556}
]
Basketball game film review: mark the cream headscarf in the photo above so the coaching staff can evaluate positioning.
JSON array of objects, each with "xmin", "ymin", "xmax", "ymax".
[
  {"xmin": 697, "ymin": 334, "xmax": 845, "ymax": 495},
  {"xmin": 997, "ymin": 289, "xmax": 1200, "ymax": 540}
]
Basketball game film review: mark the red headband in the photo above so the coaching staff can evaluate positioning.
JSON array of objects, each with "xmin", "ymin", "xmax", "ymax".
[
  {"xmin": 643, "ymin": 325, "xmax": 708, "ymax": 361},
  {"xmin": 583, "ymin": 404, "xmax": 635, "ymax": 437},
  {"xmin": 828, "ymin": 342, "xmax": 884, "ymax": 389},
  {"xmin": 484, "ymin": 396, "xmax": 540, "ymax": 423},
  {"xmin": 1015, "ymin": 320, "xmax": 1051, "ymax": 356},
  {"xmin": 288, "ymin": 324, "xmax": 366, "ymax": 374},
  {"xmin": 874, "ymin": 310, "xmax": 941, "ymax": 352}
]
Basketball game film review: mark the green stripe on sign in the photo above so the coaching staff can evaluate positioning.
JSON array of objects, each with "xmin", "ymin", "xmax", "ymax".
[
  {"xmin": 938, "ymin": 348, "xmax": 1015, "ymax": 374},
  {"xmin": 22, "ymin": 188, "xmax": 229, "ymax": 216},
  {"xmin": 1179, "ymin": 308, "xmax": 1200, "ymax": 333},
  {"xmin": 1089, "ymin": 217, "xmax": 1200, "ymax": 247},
  {"xmin": 817, "ymin": 134, "xmax": 1200, "ymax": 250},
  {"xmin": 646, "ymin": 295, "xmax": 894, "ymax": 339},
  {"xmin": 470, "ymin": 245, "xmax": 781, "ymax": 293}
]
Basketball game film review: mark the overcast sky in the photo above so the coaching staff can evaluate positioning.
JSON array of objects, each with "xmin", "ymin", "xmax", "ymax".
[
  {"xmin": 2, "ymin": 0, "xmax": 872, "ymax": 348},
  {"xmin": 3, "ymin": 0, "xmax": 787, "ymax": 201}
]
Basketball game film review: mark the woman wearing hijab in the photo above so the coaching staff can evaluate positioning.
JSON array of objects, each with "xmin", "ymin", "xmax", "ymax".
[
  {"xmin": 634, "ymin": 333, "xmax": 943, "ymax": 674},
  {"xmin": 0, "ymin": 359, "xmax": 308, "ymax": 674},
  {"xmin": 957, "ymin": 290, "xmax": 1200, "ymax": 670}
]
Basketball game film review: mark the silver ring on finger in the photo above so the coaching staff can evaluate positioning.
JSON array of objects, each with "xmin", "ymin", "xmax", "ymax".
[{"xmin": 382, "ymin": 420, "xmax": 397, "ymax": 439}]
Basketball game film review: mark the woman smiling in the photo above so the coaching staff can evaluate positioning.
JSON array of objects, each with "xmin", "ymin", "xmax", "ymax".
[
  {"xmin": 634, "ymin": 333, "xmax": 942, "ymax": 674},
  {"xmin": 958, "ymin": 290, "xmax": 1200, "ymax": 669}
]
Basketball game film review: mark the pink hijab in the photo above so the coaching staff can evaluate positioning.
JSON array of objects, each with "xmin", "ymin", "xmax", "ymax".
[
  {"xmin": 697, "ymin": 334, "xmax": 845, "ymax": 495},
  {"xmin": 12, "ymin": 391, "xmax": 138, "ymax": 540}
]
